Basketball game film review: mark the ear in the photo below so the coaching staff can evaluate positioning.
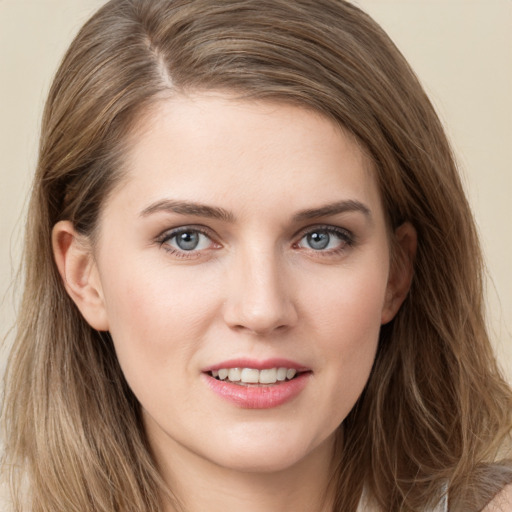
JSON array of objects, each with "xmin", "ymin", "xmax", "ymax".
[
  {"xmin": 381, "ymin": 222, "xmax": 417, "ymax": 325},
  {"xmin": 52, "ymin": 221, "xmax": 109, "ymax": 331}
]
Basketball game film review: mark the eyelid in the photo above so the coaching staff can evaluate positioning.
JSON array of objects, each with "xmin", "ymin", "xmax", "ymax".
[
  {"xmin": 293, "ymin": 224, "xmax": 356, "ymax": 252},
  {"xmin": 155, "ymin": 224, "xmax": 216, "ymax": 241},
  {"xmin": 153, "ymin": 223, "xmax": 355, "ymax": 259},
  {"xmin": 155, "ymin": 225, "xmax": 221, "ymax": 257},
  {"xmin": 294, "ymin": 224, "xmax": 354, "ymax": 241}
]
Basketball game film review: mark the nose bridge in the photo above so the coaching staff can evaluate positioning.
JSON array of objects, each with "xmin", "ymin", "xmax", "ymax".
[{"xmin": 223, "ymin": 242, "xmax": 297, "ymax": 335}]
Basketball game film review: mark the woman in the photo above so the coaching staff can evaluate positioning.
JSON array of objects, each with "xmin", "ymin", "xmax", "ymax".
[{"xmin": 2, "ymin": 0, "xmax": 511, "ymax": 510}]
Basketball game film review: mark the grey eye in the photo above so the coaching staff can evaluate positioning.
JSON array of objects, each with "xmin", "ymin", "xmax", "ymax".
[
  {"xmin": 165, "ymin": 230, "xmax": 212, "ymax": 252},
  {"xmin": 306, "ymin": 231, "xmax": 330, "ymax": 250},
  {"xmin": 297, "ymin": 228, "xmax": 350, "ymax": 251},
  {"xmin": 175, "ymin": 231, "xmax": 200, "ymax": 250}
]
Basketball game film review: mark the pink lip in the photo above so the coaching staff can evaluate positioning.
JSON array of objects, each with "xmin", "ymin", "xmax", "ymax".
[
  {"xmin": 202, "ymin": 358, "xmax": 309, "ymax": 372},
  {"xmin": 201, "ymin": 358, "xmax": 311, "ymax": 409}
]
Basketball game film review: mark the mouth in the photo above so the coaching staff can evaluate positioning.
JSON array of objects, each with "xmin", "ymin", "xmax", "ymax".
[
  {"xmin": 208, "ymin": 367, "xmax": 305, "ymax": 386},
  {"xmin": 202, "ymin": 358, "xmax": 311, "ymax": 408},
  {"xmin": 203, "ymin": 360, "xmax": 311, "ymax": 408}
]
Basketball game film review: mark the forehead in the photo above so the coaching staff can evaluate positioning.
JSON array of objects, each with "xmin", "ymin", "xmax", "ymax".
[{"xmin": 105, "ymin": 92, "xmax": 383, "ymax": 222}]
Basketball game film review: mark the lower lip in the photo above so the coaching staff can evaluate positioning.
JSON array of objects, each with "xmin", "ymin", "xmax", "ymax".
[{"xmin": 203, "ymin": 373, "xmax": 310, "ymax": 409}]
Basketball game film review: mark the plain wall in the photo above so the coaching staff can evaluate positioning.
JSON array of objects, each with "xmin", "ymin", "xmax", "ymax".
[{"xmin": 1, "ymin": 0, "xmax": 511, "ymax": 378}]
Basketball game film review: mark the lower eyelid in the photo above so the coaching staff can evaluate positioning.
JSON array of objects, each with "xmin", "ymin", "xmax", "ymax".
[
  {"xmin": 156, "ymin": 226, "xmax": 354, "ymax": 257},
  {"xmin": 161, "ymin": 245, "xmax": 205, "ymax": 259}
]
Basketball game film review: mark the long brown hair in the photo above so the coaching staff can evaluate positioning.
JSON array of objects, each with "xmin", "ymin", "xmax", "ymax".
[{"xmin": 3, "ymin": 1, "xmax": 511, "ymax": 510}]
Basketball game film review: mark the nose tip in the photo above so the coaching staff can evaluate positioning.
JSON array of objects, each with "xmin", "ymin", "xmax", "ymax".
[
  {"xmin": 222, "ymin": 260, "xmax": 298, "ymax": 336},
  {"xmin": 226, "ymin": 300, "xmax": 294, "ymax": 336}
]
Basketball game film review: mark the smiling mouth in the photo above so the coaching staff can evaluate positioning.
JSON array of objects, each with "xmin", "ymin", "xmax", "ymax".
[{"xmin": 209, "ymin": 367, "xmax": 303, "ymax": 385}]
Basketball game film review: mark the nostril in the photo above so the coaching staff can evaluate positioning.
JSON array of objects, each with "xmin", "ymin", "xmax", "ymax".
[
  {"xmin": 229, "ymin": 322, "xmax": 289, "ymax": 336},
  {"xmin": 221, "ymin": 272, "xmax": 298, "ymax": 334}
]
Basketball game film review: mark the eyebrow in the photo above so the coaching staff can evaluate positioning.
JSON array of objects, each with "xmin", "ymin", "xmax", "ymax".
[
  {"xmin": 140, "ymin": 199, "xmax": 236, "ymax": 222},
  {"xmin": 292, "ymin": 200, "xmax": 372, "ymax": 222},
  {"xmin": 140, "ymin": 198, "xmax": 371, "ymax": 223}
]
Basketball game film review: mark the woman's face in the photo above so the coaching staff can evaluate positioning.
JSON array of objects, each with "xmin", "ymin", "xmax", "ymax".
[{"xmin": 74, "ymin": 93, "xmax": 407, "ymax": 474}]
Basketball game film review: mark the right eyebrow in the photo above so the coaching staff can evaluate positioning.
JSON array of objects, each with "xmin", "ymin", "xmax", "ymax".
[
  {"xmin": 292, "ymin": 199, "xmax": 372, "ymax": 222},
  {"xmin": 139, "ymin": 199, "xmax": 236, "ymax": 223}
]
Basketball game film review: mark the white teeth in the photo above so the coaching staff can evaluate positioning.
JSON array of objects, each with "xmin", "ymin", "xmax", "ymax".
[
  {"xmin": 240, "ymin": 368, "xmax": 260, "ymax": 384},
  {"xmin": 286, "ymin": 369, "xmax": 297, "ymax": 380},
  {"xmin": 276, "ymin": 367, "xmax": 287, "ymax": 381},
  {"xmin": 228, "ymin": 368, "xmax": 241, "ymax": 382},
  {"xmin": 259, "ymin": 368, "xmax": 277, "ymax": 384},
  {"xmin": 211, "ymin": 367, "xmax": 300, "ymax": 384}
]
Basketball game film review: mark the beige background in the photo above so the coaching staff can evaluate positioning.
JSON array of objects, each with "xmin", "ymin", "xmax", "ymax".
[{"xmin": 1, "ymin": 1, "xmax": 511, "ymax": 378}]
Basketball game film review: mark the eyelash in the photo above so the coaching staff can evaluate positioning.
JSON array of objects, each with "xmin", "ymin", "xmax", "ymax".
[
  {"xmin": 156, "ymin": 226, "xmax": 219, "ymax": 259},
  {"xmin": 155, "ymin": 224, "xmax": 355, "ymax": 259},
  {"xmin": 294, "ymin": 225, "xmax": 355, "ymax": 256}
]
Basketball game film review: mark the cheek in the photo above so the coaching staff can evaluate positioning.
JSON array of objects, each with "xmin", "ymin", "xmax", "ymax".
[
  {"xmin": 98, "ymin": 261, "xmax": 219, "ymax": 380},
  {"xmin": 305, "ymin": 260, "xmax": 388, "ymax": 344},
  {"xmin": 301, "ymin": 258, "xmax": 388, "ymax": 413}
]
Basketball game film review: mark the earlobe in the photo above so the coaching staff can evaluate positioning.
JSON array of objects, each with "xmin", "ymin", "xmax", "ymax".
[
  {"xmin": 381, "ymin": 222, "xmax": 417, "ymax": 325},
  {"xmin": 52, "ymin": 221, "xmax": 109, "ymax": 331}
]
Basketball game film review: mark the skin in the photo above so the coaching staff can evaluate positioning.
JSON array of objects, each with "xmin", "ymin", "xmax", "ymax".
[
  {"xmin": 53, "ymin": 93, "xmax": 416, "ymax": 512},
  {"xmin": 483, "ymin": 485, "xmax": 512, "ymax": 512}
]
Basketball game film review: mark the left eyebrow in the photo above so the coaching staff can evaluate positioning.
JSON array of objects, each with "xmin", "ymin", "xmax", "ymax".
[
  {"xmin": 292, "ymin": 200, "xmax": 372, "ymax": 222},
  {"xmin": 139, "ymin": 199, "xmax": 235, "ymax": 222}
]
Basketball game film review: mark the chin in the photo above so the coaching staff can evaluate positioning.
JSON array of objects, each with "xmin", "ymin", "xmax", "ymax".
[
  {"xmin": 220, "ymin": 452, "xmax": 304, "ymax": 474},
  {"xmin": 202, "ymin": 428, "xmax": 335, "ymax": 475}
]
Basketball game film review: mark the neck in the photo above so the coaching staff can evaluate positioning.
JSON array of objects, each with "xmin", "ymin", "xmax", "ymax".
[{"xmin": 149, "ymin": 425, "xmax": 336, "ymax": 512}]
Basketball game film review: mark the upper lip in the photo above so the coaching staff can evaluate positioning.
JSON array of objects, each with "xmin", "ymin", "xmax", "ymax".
[{"xmin": 202, "ymin": 358, "xmax": 310, "ymax": 373}]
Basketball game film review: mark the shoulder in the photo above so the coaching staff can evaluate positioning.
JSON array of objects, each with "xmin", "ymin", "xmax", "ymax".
[{"xmin": 483, "ymin": 484, "xmax": 512, "ymax": 512}]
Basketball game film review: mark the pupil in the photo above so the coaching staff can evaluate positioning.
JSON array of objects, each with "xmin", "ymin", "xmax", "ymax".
[
  {"xmin": 176, "ymin": 232, "xmax": 199, "ymax": 250},
  {"xmin": 308, "ymin": 231, "xmax": 329, "ymax": 250}
]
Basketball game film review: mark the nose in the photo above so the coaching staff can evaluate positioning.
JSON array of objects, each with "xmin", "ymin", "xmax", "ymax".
[{"xmin": 222, "ymin": 247, "xmax": 298, "ymax": 336}]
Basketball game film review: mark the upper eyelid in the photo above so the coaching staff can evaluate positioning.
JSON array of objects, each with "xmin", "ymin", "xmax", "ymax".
[
  {"xmin": 156, "ymin": 224, "xmax": 216, "ymax": 241},
  {"xmin": 294, "ymin": 224, "xmax": 354, "ymax": 239},
  {"xmin": 293, "ymin": 225, "xmax": 356, "ymax": 254},
  {"xmin": 154, "ymin": 223, "xmax": 354, "ymax": 248},
  {"xmin": 155, "ymin": 227, "xmax": 220, "ymax": 258}
]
